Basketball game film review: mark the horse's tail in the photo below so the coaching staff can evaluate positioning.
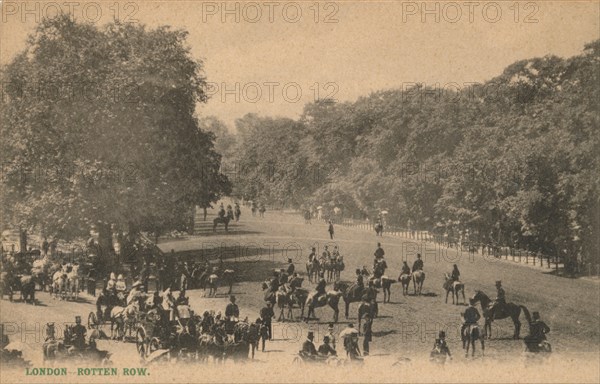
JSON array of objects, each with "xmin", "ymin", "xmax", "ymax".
[{"xmin": 520, "ymin": 305, "xmax": 532, "ymax": 325}]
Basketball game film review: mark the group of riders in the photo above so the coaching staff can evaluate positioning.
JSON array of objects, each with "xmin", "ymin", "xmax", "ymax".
[{"xmin": 217, "ymin": 202, "xmax": 242, "ymax": 222}]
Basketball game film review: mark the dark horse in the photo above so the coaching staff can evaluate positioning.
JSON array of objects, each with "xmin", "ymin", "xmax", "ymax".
[
  {"xmin": 471, "ymin": 290, "xmax": 531, "ymax": 339},
  {"xmin": 336, "ymin": 281, "xmax": 364, "ymax": 319},
  {"xmin": 213, "ymin": 214, "xmax": 233, "ymax": 232},
  {"xmin": 462, "ymin": 324, "xmax": 484, "ymax": 357}
]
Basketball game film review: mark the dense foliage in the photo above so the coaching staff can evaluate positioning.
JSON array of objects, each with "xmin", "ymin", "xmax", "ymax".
[
  {"xmin": 230, "ymin": 41, "xmax": 599, "ymax": 265},
  {"xmin": 1, "ymin": 16, "xmax": 231, "ymax": 248}
]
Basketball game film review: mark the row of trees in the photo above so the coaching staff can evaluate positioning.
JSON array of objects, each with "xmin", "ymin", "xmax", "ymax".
[
  {"xmin": 226, "ymin": 41, "xmax": 599, "ymax": 265},
  {"xmin": 1, "ymin": 16, "xmax": 231, "ymax": 258}
]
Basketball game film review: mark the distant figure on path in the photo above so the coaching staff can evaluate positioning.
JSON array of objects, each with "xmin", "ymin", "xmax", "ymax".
[{"xmin": 328, "ymin": 220, "xmax": 334, "ymax": 240}]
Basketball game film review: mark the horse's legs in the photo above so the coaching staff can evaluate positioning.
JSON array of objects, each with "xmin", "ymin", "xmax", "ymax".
[
  {"xmin": 514, "ymin": 317, "xmax": 521, "ymax": 339},
  {"xmin": 445, "ymin": 289, "xmax": 449, "ymax": 304}
]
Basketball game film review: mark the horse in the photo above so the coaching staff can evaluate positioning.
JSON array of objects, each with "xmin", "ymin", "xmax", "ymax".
[
  {"xmin": 52, "ymin": 270, "xmax": 68, "ymax": 300},
  {"xmin": 18, "ymin": 275, "xmax": 38, "ymax": 304},
  {"xmin": 67, "ymin": 264, "xmax": 80, "ymax": 301},
  {"xmin": 357, "ymin": 301, "xmax": 378, "ymax": 334},
  {"xmin": 207, "ymin": 273, "xmax": 219, "ymax": 297},
  {"xmin": 304, "ymin": 290, "xmax": 342, "ymax": 323},
  {"xmin": 306, "ymin": 259, "xmax": 320, "ymax": 283},
  {"xmin": 374, "ymin": 222, "xmax": 383, "ymax": 236},
  {"xmin": 275, "ymin": 285, "xmax": 308, "ymax": 321},
  {"xmin": 412, "ymin": 270, "xmax": 425, "ymax": 295},
  {"xmin": 370, "ymin": 276, "xmax": 395, "ymax": 303},
  {"xmin": 373, "ymin": 260, "xmax": 387, "ymax": 279},
  {"xmin": 443, "ymin": 273, "xmax": 465, "ymax": 305},
  {"xmin": 471, "ymin": 290, "xmax": 531, "ymax": 339},
  {"xmin": 335, "ymin": 281, "xmax": 364, "ymax": 319},
  {"xmin": 462, "ymin": 323, "xmax": 484, "ymax": 357},
  {"xmin": 213, "ymin": 215, "xmax": 232, "ymax": 232},
  {"xmin": 398, "ymin": 273, "xmax": 411, "ymax": 296},
  {"xmin": 110, "ymin": 302, "xmax": 139, "ymax": 340},
  {"xmin": 334, "ymin": 257, "xmax": 345, "ymax": 281}
]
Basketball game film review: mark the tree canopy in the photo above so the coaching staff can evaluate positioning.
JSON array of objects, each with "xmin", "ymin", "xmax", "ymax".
[
  {"xmin": 1, "ymin": 15, "xmax": 231, "ymax": 243},
  {"xmin": 229, "ymin": 41, "xmax": 599, "ymax": 265}
]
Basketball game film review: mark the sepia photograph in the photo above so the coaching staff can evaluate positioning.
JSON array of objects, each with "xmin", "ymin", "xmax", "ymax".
[{"xmin": 0, "ymin": 1, "xmax": 599, "ymax": 383}]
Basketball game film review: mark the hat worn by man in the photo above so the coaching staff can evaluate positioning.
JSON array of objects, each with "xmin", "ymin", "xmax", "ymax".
[
  {"xmin": 288, "ymin": 258, "xmax": 293, "ymax": 263},
  {"xmin": 230, "ymin": 295, "xmax": 236, "ymax": 302},
  {"xmin": 532, "ymin": 311, "xmax": 540, "ymax": 319},
  {"xmin": 495, "ymin": 280, "xmax": 502, "ymax": 285},
  {"xmin": 307, "ymin": 331, "xmax": 314, "ymax": 339},
  {"xmin": 328, "ymin": 323, "xmax": 334, "ymax": 329}
]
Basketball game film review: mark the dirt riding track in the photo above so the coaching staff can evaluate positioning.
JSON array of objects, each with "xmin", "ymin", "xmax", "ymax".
[{"xmin": 1, "ymin": 206, "xmax": 599, "ymax": 383}]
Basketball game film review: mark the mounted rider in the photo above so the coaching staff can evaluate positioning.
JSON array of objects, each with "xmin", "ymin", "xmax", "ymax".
[
  {"xmin": 490, "ymin": 280, "xmax": 506, "ymax": 313},
  {"xmin": 289, "ymin": 273, "xmax": 303, "ymax": 290},
  {"xmin": 450, "ymin": 264, "xmax": 461, "ymax": 282},
  {"xmin": 287, "ymin": 258, "xmax": 295, "ymax": 275},
  {"xmin": 308, "ymin": 247, "xmax": 317, "ymax": 263},
  {"xmin": 314, "ymin": 277, "xmax": 327, "ymax": 305},
  {"xmin": 412, "ymin": 254, "xmax": 424, "ymax": 272},
  {"xmin": 400, "ymin": 261, "xmax": 411, "ymax": 276},
  {"xmin": 361, "ymin": 280, "xmax": 377, "ymax": 303},
  {"xmin": 331, "ymin": 246, "xmax": 340, "ymax": 261},
  {"xmin": 374, "ymin": 242, "xmax": 385, "ymax": 260},
  {"xmin": 461, "ymin": 298, "xmax": 481, "ymax": 338},
  {"xmin": 355, "ymin": 269, "xmax": 364, "ymax": 287},
  {"xmin": 226, "ymin": 204, "xmax": 234, "ymax": 219},
  {"xmin": 218, "ymin": 203, "xmax": 226, "ymax": 218}
]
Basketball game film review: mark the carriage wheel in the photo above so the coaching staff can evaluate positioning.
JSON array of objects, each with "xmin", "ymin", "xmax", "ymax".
[
  {"xmin": 136, "ymin": 327, "xmax": 148, "ymax": 357},
  {"xmin": 88, "ymin": 312, "xmax": 98, "ymax": 329},
  {"xmin": 149, "ymin": 337, "xmax": 161, "ymax": 354}
]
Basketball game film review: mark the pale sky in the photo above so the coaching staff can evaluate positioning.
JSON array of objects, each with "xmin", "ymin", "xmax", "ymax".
[{"xmin": 1, "ymin": 1, "xmax": 599, "ymax": 130}]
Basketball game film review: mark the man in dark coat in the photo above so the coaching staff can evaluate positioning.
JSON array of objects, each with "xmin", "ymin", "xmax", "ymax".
[
  {"xmin": 225, "ymin": 295, "xmax": 240, "ymax": 320},
  {"xmin": 302, "ymin": 331, "xmax": 318, "ymax": 357},
  {"xmin": 260, "ymin": 302, "xmax": 275, "ymax": 340},
  {"xmin": 412, "ymin": 253, "xmax": 424, "ymax": 271},
  {"xmin": 362, "ymin": 314, "xmax": 373, "ymax": 356}
]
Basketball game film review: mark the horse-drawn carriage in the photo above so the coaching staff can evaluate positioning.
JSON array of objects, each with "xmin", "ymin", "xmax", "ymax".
[
  {"xmin": 42, "ymin": 323, "xmax": 111, "ymax": 364},
  {"xmin": 0, "ymin": 272, "xmax": 38, "ymax": 304},
  {"xmin": 88, "ymin": 289, "xmax": 142, "ymax": 341},
  {"xmin": 136, "ymin": 304, "xmax": 200, "ymax": 362}
]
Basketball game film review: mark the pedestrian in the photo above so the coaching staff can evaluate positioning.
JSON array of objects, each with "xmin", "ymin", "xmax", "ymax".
[
  {"xmin": 260, "ymin": 302, "xmax": 275, "ymax": 340},
  {"xmin": 362, "ymin": 314, "xmax": 373, "ymax": 356},
  {"xmin": 259, "ymin": 318, "xmax": 269, "ymax": 352},
  {"xmin": 87, "ymin": 267, "xmax": 96, "ymax": 297},
  {"xmin": 328, "ymin": 220, "xmax": 334, "ymax": 240},
  {"xmin": 42, "ymin": 238, "xmax": 49, "ymax": 256}
]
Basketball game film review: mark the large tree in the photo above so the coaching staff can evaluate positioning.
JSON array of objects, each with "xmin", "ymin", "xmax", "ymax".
[{"xmin": 1, "ymin": 16, "xmax": 231, "ymax": 255}]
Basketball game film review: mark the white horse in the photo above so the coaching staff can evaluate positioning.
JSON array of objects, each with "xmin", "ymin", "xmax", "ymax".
[
  {"xmin": 67, "ymin": 264, "xmax": 80, "ymax": 301},
  {"xmin": 52, "ymin": 270, "xmax": 67, "ymax": 300}
]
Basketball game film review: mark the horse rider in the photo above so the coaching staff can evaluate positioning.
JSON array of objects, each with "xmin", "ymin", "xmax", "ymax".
[
  {"xmin": 115, "ymin": 274, "xmax": 126, "ymax": 293},
  {"xmin": 308, "ymin": 247, "xmax": 317, "ymax": 263},
  {"xmin": 225, "ymin": 295, "xmax": 240, "ymax": 322},
  {"xmin": 360, "ymin": 265, "xmax": 370, "ymax": 277},
  {"xmin": 269, "ymin": 271, "xmax": 280, "ymax": 292},
  {"xmin": 175, "ymin": 289, "xmax": 189, "ymax": 306},
  {"xmin": 226, "ymin": 204, "xmax": 234, "ymax": 219},
  {"xmin": 524, "ymin": 311, "xmax": 550, "ymax": 351},
  {"xmin": 301, "ymin": 331, "xmax": 318, "ymax": 358},
  {"xmin": 412, "ymin": 254, "xmax": 424, "ymax": 272},
  {"xmin": 450, "ymin": 264, "xmax": 461, "ymax": 282},
  {"xmin": 332, "ymin": 246, "xmax": 341, "ymax": 260},
  {"xmin": 318, "ymin": 336, "xmax": 337, "ymax": 357},
  {"xmin": 218, "ymin": 203, "xmax": 226, "ymax": 218},
  {"xmin": 278, "ymin": 268, "xmax": 289, "ymax": 285},
  {"xmin": 430, "ymin": 330, "xmax": 452, "ymax": 363},
  {"xmin": 289, "ymin": 273, "xmax": 303, "ymax": 290},
  {"xmin": 355, "ymin": 269, "xmax": 365, "ymax": 287},
  {"xmin": 400, "ymin": 261, "xmax": 411, "ymax": 277},
  {"xmin": 461, "ymin": 298, "xmax": 481, "ymax": 338},
  {"xmin": 491, "ymin": 280, "xmax": 506, "ymax": 313},
  {"xmin": 315, "ymin": 277, "xmax": 327, "ymax": 305},
  {"xmin": 72, "ymin": 316, "xmax": 87, "ymax": 350},
  {"xmin": 106, "ymin": 272, "xmax": 117, "ymax": 292},
  {"xmin": 126, "ymin": 281, "xmax": 145, "ymax": 306},
  {"xmin": 287, "ymin": 258, "xmax": 295, "ymax": 275},
  {"xmin": 374, "ymin": 242, "xmax": 385, "ymax": 260},
  {"xmin": 361, "ymin": 280, "xmax": 377, "ymax": 303}
]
